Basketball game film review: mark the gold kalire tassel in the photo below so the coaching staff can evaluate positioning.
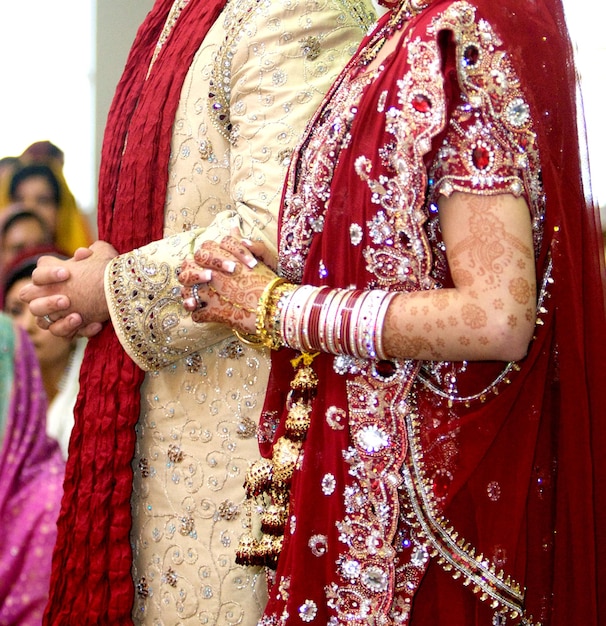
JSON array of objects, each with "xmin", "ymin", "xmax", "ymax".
[{"xmin": 236, "ymin": 352, "xmax": 319, "ymax": 568}]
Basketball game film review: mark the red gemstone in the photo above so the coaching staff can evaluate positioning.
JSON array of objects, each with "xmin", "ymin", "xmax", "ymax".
[
  {"xmin": 472, "ymin": 145, "xmax": 491, "ymax": 170},
  {"xmin": 432, "ymin": 473, "xmax": 451, "ymax": 499},
  {"xmin": 376, "ymin": 360, "xmax": 397, "ymax": 378},
  {"xmin": 464, "ymin": 45, "xmax": 480, "ymax": 66},
  {"xmin": 412, "ymin": 93, "xmax": 431, "ymax": 113}
]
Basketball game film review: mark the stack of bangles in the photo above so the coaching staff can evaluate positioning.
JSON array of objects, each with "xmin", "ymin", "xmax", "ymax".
[{"xmin": 252, "ymin": 276, "xmax": 396, "ymax": 360}]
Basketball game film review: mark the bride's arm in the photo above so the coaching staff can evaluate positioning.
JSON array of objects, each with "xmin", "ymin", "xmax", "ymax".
[
  {"xmin": 382, "ymin": 191, "xmax": 536, "ymax": 363},
  {"xmin": 179, "ymin": 190, "xmax": 536, "ymax": 364}
]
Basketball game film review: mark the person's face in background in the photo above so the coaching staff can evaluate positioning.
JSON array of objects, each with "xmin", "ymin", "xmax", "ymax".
[
  {"xmin": 4, "ymin": 277, "xmax": 73, "ymax": 369},
  {"xmin": 11, "ymin": 175, "xmax": 59, "ymax": 235},
  {"xmin": 1, "ymin": 216, "xmax": 51, "ymax": 268}
]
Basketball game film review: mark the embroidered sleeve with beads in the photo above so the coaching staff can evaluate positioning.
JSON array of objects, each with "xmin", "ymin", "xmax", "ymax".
[
  {"xmin": 427, "ymin": 7, "xmax": 544, "ymax": 229},
  {"xmin": 104, "ymin": 213, "xmax": 241, "ymax": 371},
  {"xmin": 104, "ymin": 0, "xmax": 376, "ymax": 371}
]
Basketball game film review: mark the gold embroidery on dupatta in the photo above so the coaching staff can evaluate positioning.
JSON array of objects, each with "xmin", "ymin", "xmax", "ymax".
[
  {"xmin": 276, "ymin": 0, "xmax": 548, "ymax": 622},
  {"xmin": 401, "ymin": 3, "xmax": 547, "ymax": 624}
]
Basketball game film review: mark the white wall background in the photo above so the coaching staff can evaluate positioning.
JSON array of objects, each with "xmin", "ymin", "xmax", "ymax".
[
  {"xmin": 0, "ymin": 0, "xmax": 152, "ymax": 216},
  {"xmin": 564, "ymin": 2, "xmax": 606, "ymax": 222},
  {"xmin": 0, "ymin": 1, "xmax": 604, "ymax": 223},
  {"xmin": 0, "ymin": 2, "xmax": 95, "ymax": 210}
]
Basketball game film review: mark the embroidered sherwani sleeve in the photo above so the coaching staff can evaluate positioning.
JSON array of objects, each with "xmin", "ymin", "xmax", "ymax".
[{"xmin": 104, "ymin": 0, "xmax": 376, "ymax": 371}]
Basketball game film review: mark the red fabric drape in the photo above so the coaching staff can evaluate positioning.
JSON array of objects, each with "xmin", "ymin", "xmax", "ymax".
[
  {"xmin": 44, "ymin": 0, "xmax": 228, "ymax": 623},
  {"xmin": 486, "ymin": 2, "xmax": 606, "ymax": 620},
  {"xmin": 416, "ymin": 1, "xmax": 606, "ymax": 622},
  {"xmin": 260, "ymin": 0, "xmax": 606, "ymax": 624}
]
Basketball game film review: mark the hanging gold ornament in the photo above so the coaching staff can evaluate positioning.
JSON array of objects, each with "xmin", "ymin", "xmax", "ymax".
[{"xmin": 236, "ymin": 351, "xmax": 320, "ymax": 569}]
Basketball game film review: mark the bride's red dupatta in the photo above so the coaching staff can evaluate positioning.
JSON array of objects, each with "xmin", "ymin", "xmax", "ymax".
[
  {"xmin": 44, "ymin": 0, "xmax": 228, "ymax": 623},
  {"xmin": 259, "ymin": 1, "xmax": 606, "ymax": 624}
]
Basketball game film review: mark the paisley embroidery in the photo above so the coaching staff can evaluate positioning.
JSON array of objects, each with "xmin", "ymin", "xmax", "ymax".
[{"xmin": 274, "ymin": 1, "xmax": 546, "ymax": 623}]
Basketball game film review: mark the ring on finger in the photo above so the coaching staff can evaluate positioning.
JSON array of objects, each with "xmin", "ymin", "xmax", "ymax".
[
  {"xmin": 192, "ymin": 284, "xmax": 206, "ymax": 309},
  {"xmin": 43, "ymin": 314, "xmax": 53, "ymax": 325}
]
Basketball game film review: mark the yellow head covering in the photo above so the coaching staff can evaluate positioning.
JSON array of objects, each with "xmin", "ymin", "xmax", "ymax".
[{"xmin": 0, "ymin": 143, "xmax": 94, "ymax": 255}]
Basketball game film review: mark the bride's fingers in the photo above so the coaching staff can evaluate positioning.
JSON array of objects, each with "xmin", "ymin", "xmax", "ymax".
[
  {"xmin": 193, "ymin": 240, "xmax": 242, "ymax": 273},
  {"xmin": 178, "ymin": 260, "xmax": 213, "ymax": 287},
  {"xmin": 240, "ymin": 238, "xmax": 276, "ymax": 268},
  {"xmin": 219, "ymin": 235, "xmax": 258, "ymax": 269},
  {"xmin": 223, "ymin": 227, "xmax": 276, "ymax": 268},
  {"xmin": 183, "ymin": 293, "xmax": 198, "ymax": 312},
  {"xmin": 182, "ymin": 282, "xmax": 210, "ymax": 312}
]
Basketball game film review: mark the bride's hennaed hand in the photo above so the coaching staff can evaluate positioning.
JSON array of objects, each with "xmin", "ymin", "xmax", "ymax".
[
  {"xmin": 179, "ymin": 240, "xmax": 239, "ymax": 311},
  {"xmin": 222, "ymin": 229, "xmax": 277, "ymax": 269},
  {"xmin": 215, "ymin": 233, "xmax": 260, "ymax": 269},
  {"xmin": 193, "ymin": 263, "xmax": 277, "ymax": 335},
  {"xmin": 180, "ymin": 240, "xmax": 277, "ymax": 335},
  {"xmin": 179, "ymin": 259, "xmax": 213, "ymax": 288}
]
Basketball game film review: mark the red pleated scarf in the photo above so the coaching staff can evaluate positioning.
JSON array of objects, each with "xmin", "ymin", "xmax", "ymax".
[{"xmin": 44, "ymin": 0, "xmax": 227, "ymax": 623}]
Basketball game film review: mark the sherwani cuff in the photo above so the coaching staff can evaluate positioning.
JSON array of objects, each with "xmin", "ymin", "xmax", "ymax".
[{"xmin": 104, "ymin": 212, "xmax": 240, "ymax": 371}]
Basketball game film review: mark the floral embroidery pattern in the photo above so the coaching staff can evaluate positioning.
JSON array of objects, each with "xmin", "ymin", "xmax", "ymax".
[{"xmin": 274, "ymin": 1, "xmax": 546, "ymax": 623}]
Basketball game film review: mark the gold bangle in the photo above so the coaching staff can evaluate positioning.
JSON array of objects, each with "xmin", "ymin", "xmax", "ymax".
[
  {"xmin": 256, "ymin": 276, "xmax": 287, "ymax": 350},
  {"xmin": 265, "ymin": 282, "xmax": 297, "ymax": 349},
  {"xmin": 233, "ymin": 329, "xmax": 266, "ymax": 348}
]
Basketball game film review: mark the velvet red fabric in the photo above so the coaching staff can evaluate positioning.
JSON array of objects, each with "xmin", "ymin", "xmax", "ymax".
[
  {"xmin": 260, "ymin": 0, "xmax": 606, "ymax": 624},
  {"xmin": 44, "ymin": 0, "xmax": 228, "ymax": 623},
  {"xmin": 482, "ymin": 2, "xmax": 606, "ymax": 620}
]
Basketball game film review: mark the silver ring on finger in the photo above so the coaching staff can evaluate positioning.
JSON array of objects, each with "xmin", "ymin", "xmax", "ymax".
[
  {"xmin": 43, "ymin": 314, "xmax": 53, "ymax": 325},
  {"xmin": 192, "ymin": 283, "xmax": 206, "ymax": 309}
]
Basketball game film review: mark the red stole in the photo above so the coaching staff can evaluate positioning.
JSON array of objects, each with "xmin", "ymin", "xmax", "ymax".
[
  {"xmin": 44, "ymin": 0, "xmax": 228, "ymax": 623},
  {"xmin": 262, "ymin": 1, "xmax": 606, "ymax": 624}
]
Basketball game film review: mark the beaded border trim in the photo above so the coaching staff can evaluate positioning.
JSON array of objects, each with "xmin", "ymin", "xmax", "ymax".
[{"xmin": 418, "ymin": 254, "xmax": 553, "ymax": 405}]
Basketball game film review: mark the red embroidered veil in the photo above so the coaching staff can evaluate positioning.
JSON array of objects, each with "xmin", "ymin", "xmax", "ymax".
[
  {"xmin": 44, "ymin": 0, "xmax": 227, "ymax": 623},
  {"xmin": 257, "ymin": 0, "xmax": 606, "ymax": 624},
  {"xmin": 459, "ymin": 2, "xmax": 606, "ymax": 620}
]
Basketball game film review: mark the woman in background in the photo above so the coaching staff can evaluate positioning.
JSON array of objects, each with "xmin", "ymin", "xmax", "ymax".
[
  {"xmin": 0, "ymin": 207, "xmax": 53, "ymax": 271},
  {"xmin": 1, "ymin": 159, "xmax": 92, "ymax": 255},
  {"xmin": 0, "ymin": 313, "xmax": 64, "ymax": 624},
  {"xmin": 7, "ymin": 164, "xmax": 61, "ymax": 236}
]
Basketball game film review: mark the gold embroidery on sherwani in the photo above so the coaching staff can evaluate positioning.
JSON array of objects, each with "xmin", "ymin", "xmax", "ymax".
[{"xmin": 103, "ymin": 0, "xmax": 377, "ymax": 622}]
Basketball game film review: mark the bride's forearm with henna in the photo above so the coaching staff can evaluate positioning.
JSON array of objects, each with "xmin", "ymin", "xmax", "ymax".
[{"xmin": 381, "ymin": 193, "xmax": 536, "ymax": 362}]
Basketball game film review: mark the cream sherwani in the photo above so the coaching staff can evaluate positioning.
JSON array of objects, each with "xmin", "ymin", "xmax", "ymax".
[{"xmin": 104, "ymin": 0, "xmax": 376, "ymax": 622}]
